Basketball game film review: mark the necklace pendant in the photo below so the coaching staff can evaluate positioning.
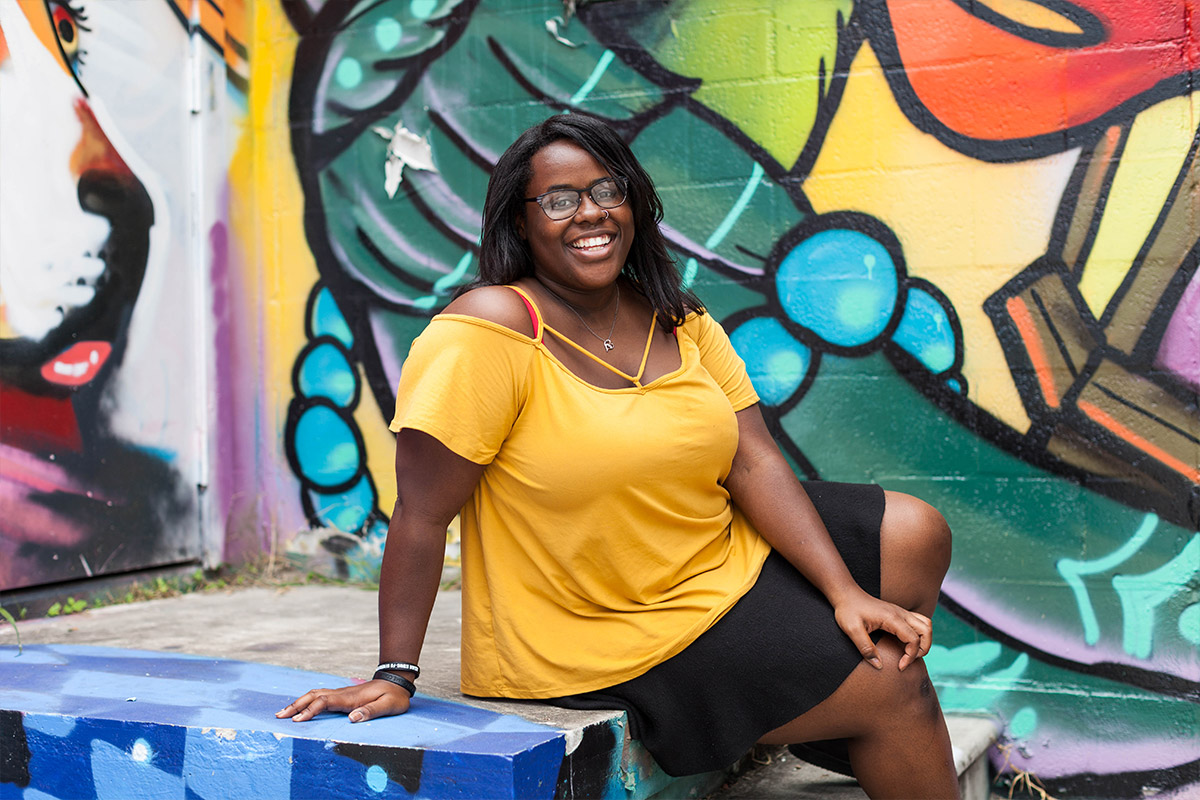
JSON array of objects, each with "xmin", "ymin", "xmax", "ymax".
[{"xmin": 603, "ymin": 339, "xmax": 615, "ymax": 352}]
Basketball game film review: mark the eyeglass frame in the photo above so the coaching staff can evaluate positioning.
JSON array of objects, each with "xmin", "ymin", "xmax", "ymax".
[{"xmin": 523, "ymin": 176, "xmax": 629, "ymax": 220}]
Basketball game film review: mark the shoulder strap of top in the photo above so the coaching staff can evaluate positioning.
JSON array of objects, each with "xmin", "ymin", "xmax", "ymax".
[
  {"xmin": 543, "ymin": 309, "xmax": 658, "ymax": 387},
  {"xmin": 505, "ymin": 285, "xmax": 542, "ymax": 340}
]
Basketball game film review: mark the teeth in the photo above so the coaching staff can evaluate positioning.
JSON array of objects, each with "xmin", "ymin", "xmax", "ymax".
[{"xmin": 570, "ymin": 234, "xmax": 612, "ymax": 249}]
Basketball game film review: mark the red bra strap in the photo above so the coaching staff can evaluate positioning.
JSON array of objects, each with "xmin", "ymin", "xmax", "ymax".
[{"xmin": 508, "ymin": 286, "xmax": 540, "ymax": 338}]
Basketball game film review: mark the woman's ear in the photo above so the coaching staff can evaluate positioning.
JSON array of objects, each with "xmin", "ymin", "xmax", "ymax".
[{"xmin": 515, "ymin": 213, "xmax": 527, "ymax": 241}]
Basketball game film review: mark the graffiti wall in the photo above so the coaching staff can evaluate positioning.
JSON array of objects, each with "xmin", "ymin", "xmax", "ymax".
[
  {"xmin": 0, "ymin": 0, "xmax": 255, "ymax": 589},
  {"xmin": 3, "ymin": 0, "xmax": 1197, "ymax": 796},
  {"xmin": 253, "ymin": 1, "xmax": 1199, "ymax": 795}
]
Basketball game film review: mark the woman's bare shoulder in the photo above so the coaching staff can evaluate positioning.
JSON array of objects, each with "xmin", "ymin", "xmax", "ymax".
[{"xmin": 442, "ymin": 285, "xmax": 536, "ymax": 338}]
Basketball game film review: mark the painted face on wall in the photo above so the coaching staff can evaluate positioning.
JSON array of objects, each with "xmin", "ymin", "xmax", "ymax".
[
  {"xmin": 0, "ymin": 0, "xmax": 153, "ymax": 412},
  {"xmin": 0, "ymin": 0, "xmax": 197, "ymax": 590}
]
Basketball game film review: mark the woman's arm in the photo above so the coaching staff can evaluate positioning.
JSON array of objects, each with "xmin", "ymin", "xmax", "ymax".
[
  {"xmin": 278, "ymin": 428, "xmax": 485, "ymax": 722},
  {"xmin": 723, "ymin": 404, "xmax": 931, "ymax": 671}
]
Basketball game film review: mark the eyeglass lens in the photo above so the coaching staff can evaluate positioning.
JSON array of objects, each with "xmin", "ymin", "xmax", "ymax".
[{"xmin": 538, "ymin": 179, "xmax": 625, "ymax": 219}]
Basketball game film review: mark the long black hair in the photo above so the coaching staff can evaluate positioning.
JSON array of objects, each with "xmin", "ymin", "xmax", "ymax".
[{"xmin": 468, "ymin": 114, "xmax": 703, "ymax": 327}]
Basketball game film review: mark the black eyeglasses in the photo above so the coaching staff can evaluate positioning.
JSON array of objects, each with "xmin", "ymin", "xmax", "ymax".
[{"xmin": 524, "ymin": 177, "xmax": 628, "ymax": 221}]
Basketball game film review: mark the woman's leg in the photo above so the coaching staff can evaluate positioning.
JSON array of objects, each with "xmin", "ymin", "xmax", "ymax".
[{"xmin": 758, "ymin": 491, "xmax": 958, "ymax": 799}]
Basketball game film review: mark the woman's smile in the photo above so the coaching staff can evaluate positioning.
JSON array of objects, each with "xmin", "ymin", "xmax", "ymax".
[{"xmin": 569, "ymin": 233, "xmax": 614, "ymax": 252}]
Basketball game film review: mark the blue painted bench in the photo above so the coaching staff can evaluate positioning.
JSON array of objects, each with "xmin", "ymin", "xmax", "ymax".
[{"xmin": 0, "ymin": 644, "xmax": 717, "ymax": 800}]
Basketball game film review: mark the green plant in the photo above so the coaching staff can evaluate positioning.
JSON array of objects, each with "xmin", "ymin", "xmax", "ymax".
[
  {"xmin": 0, "ymin": 606, "xmax": 20, "ymax": 654},
  {"xmin": 46, "ymin": 597, "xmax": 88, "ymax": 617}
]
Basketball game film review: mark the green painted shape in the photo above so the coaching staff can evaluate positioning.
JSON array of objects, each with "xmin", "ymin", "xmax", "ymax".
[
  {"xmin": 705, "ymin": 162, "xmax": 765, "ymax": 250},
  {"xmin": 926, "ymin": 641, "xmax": 1001, "ymax": 677},
  {"xmin": 411, "ymin": 0, "xmax": 438, "ymax": 20},
  {"xmin": 570, "ymin": 49, "xmax": 616, "ymax": 105},
  {"xmin": 375, "ymin": 17, "xmax": 404, "ymax": 51},
  {"xmin": 631, "ymin": 0, "xmax": 852, "ymax": 168},
  {"xmin": 632, "ymin": 106, "xmax": 805, "ymax": 276},
  {"xmin": 1179, "ymin": 603, "xmax": 1200, "ymax": 645},
  {"xmin": 784, "ymin": 351, "xmax": 1198, "ymax": 671},
  {"xmin": 930, "ymin": 608, "xmax": 1197, "ymax": 747},
  {"xmin": 433, "ymin": 2, "xmax": 663, "ymax": 122},
  {"xmin": 1009, "ymin": 706, "xmax": 1038, "ymax": 739},
  {"xmin": 335, "ymin": 57, "xmax": 364, "ymax": 89},
  {"xmin": 1057, "ymin": 514, "xmax": 1158, "ymax": 646},
  {"xmin": 1112, "ymin": 534, "xmax": 1200, "ymax": 659}
]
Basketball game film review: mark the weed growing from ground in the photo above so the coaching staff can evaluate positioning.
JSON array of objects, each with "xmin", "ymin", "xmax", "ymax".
[
  {"xmin": 994, "ymin": 742, "xmax": 1057, "ymax": 800},
  {"xmin": 0, "ymin": 607, "xmax": 19, "ymax": 654}
]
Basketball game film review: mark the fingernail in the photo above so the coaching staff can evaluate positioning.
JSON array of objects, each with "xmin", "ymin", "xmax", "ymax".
[
  {"xmin": 349, "ymin": 711, "xmax": 363, "ymax": 723},
  {"xmin": 870, "ymin": 657, "xmax": 882, "ymax": 669}
]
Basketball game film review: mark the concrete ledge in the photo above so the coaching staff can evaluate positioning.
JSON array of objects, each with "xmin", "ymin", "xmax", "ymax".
[
  {"xmin": 948, "ymin": 716, "xmax": 999, "ymax": 800},
  {"xmin": 0, "ymin": 586, "xmax": 995, "ymax": 800},
  {"xmin": 0, "ymin": 644, "xmax": 726, "ymax": 800},
  {"xmin": 716, "ymin": 718, "xmax": 998, "ymax": 800}
]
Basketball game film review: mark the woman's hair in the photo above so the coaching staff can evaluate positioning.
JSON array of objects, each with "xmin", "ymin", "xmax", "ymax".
[{"xmin": 469, "ymin": 114, "xmax": 703, "ymax": 327}]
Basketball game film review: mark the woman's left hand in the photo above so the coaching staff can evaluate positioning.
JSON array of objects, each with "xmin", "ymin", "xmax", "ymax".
[{"xmin": 832, "ymin": 590, "xmax": 932, "ymax": 671}]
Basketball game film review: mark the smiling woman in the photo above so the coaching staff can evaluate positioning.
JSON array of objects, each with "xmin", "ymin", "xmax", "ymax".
[{"xmin": 281, "ymin": 115, "xmax": 961, "ymax": 800}]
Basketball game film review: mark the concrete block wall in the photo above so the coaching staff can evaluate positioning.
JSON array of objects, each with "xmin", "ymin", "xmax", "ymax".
[{"xmin": 2, "ymin": 1, "xmax": 1196, "ymax": 796}]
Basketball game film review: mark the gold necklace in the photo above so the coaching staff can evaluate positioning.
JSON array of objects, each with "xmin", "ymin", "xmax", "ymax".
[{"xmin": 541, "ymin": 283, "xmax": 621, "ymax": 351}]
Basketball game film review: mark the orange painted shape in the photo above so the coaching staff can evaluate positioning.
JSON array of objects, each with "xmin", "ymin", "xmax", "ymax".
[
  {"xmin": 199, "ymin": 0, "xmax": 224, "ymax": 49},
  {"xmin": 70, "ymin": 99, "xmax": 133, "ymax": 178},
  {"xmin": 14, "ymin": 0, "xmax": 75, "ymax": 78},
  {"xmin": 223, "ymin": 0, "xmax": 246, "ymax": 47},
  {"xmin": 1006, "ymin": 295, "xmax": 1062, "ymax": 408},
  {"xmin": 1078, "ymin": 399, "xmax": 1200, "ymax": 482},
  {"xmin": 883, "ymin": 0, "xmax": 1200, "ymax": 141},
  {"xmin": 0, "ymin": 22, "xmax": 10, "ymax": 65}
]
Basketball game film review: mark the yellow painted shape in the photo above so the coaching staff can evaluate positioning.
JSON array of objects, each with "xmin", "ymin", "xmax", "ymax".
[
  {"xmin": 242, "ymin": 0, "xmax": 310, "ymax": 424},
  {"xmin": 13, "ymin": 0, "xmax": 72, "ymax": 79},
  {"xmin": 238, "ymin": 0, "xmax": 399, "ymax": 521},
  {"xmin": 1079, "ymin": 93, "xmax": 1198, "ymax": 317},
  {"xmin": 804, "ymin": 44, "xmax": 1080, "ymax": 434},
  {"xmin": 976, "ymin": 0, "xmax": 1086, "ymax": 34},
  {"xmin": 355, "ymin": 362, "xmax": 399, "ymax": 516},
  {"xmin": 651, "ymin": 0, "xmax": 850, "ymax": 168}
]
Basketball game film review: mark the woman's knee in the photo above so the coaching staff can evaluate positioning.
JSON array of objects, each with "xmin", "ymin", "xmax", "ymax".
[
  {"xmin": 882, "ymin": 492, "xmax": 952, "ymax": 578},
  {"xmin": 880, "ymin": 492, "xmax": 952, "ymax": 614}
]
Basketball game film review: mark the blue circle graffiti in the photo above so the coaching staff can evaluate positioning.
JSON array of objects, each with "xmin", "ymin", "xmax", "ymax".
[
  {"xmin": 730, "ymin": 317, "xmax": 812, "ymax": 406},
  {"xmin": 293, "ymin": 405, "xmax": 361, "ymax": 489},
  {"xmin": 775, "ymin": 228, "xmax": 899, "ymax": 348},
  {"xmin": 893, "ymin": 285, "xmax": 957, "ymax": 374}
]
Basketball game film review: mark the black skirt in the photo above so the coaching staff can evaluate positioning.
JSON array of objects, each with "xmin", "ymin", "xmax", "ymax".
[{"xmin": 548, "ymin": 481, "xmax": 884, "ymax": 777}]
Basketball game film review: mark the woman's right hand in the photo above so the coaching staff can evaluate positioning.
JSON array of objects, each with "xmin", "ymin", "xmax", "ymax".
[{"xmin": 276, "ymin": 679, "xmax": 412, "ymax": 723}]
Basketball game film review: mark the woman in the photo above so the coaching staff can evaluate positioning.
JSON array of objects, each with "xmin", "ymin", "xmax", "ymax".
[{"xmin": 279, "ymin": 115, "xmax": 959, "ymax": 799}]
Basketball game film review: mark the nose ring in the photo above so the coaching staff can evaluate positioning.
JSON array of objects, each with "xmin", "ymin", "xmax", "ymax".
[{"xmin": 602, "ymin": 209, "xmax": 610, "ymax": 220}]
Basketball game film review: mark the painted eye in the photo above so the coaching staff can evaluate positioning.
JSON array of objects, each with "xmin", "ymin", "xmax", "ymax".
[{"xmin": 48, "ymin": 1, "xmax": 90, "ymax": 66}]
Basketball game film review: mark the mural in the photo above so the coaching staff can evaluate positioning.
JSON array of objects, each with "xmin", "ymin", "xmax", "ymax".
[
  {"xmin": 2, "ymin": 0, "xmax": 1195, "ymax": 796},
  {"xmin": 270, "ymin": 0, "xmax": 1199, "ymax": 796},
  {"xmin": 0, "ymin": 0, "xmax": 248, "ymax": 590}
]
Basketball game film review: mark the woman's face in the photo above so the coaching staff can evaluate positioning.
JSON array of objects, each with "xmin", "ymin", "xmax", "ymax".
[{"xmin": 516, "ymin": 140, "xmax": 635, "ymax": 295}]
